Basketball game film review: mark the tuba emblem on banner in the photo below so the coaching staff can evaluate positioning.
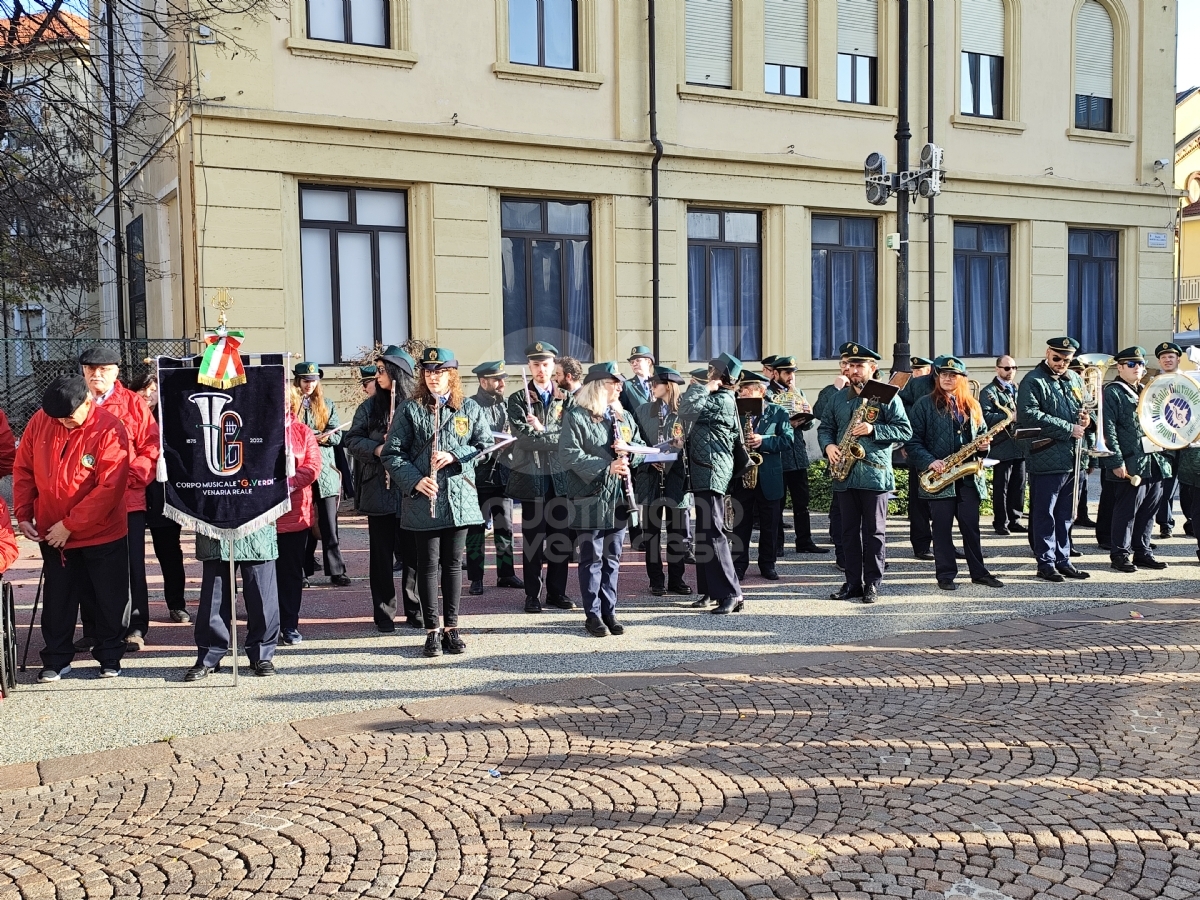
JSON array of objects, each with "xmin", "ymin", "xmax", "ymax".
[
  {"xmin": 191, "ymin": 392, "xmax": 245, "ymax": 476},
  {"xmin": 1137, "ymin": 373, "xmax": 1200, "ymax": 450}
]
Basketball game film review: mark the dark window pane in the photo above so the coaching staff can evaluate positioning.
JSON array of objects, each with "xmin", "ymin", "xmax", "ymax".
[
  {"xmin": 502, "ymin": 236, "xmax": 528, "ymax": 362},
  {"xmin": 564, "ymin": 239, "xmax": 592, "ymax": 359},
  {"xmin": 829, "ymin": 251, "xmax": 855, "ymax": 350},
  {"xmin": 1068, "ymin": 230, "xmax": 1089, "ymax": 255},
  {"xmin": 688, "ymin": 211, "xmax": 720, "ymax": 240},
  {"xmin": 991, "ymin": 253, "xmax": 1009, "ymax": 358},
  {"xmin": 710, "ymin": 247, "xmax": 736, "ymax": 356},
  {"xmin": 810, "ymin": 216, "xmax": 877, "ymax": 359},
  {"xmin": 1092, "ymin": 231, "xmax": 1117, "ymax": 258},
  {"xmin": 981, "ymin": 225, "xmax": 1008, "ymax": 253},
  {"xmin": 509, "ymin": 0, "xmax": 539, "ymax": 64},
  {"xmin": 952, "ymin": 255, "xmax": 968, "ymax": 356},
  {"xmin": 953, "ymin": 222, "xmax": 1010, "ymax": 357},
  {"xmin": 543, "ymin": 0, "xmax": 575, "ymax": 69},
  {"xmin": 954, "ymin": 224, "xmax": 977, "ymax": 251},
  {"xmin": 765, "ymin": 63, "xmax": 782, "ymax": 94},
  {"xmin": 739, "ymin": 247, "xmax": 761, "ymax": 359},
  {"xmin": 689, "ymin": 209, "xmax": 761, "ymax": 362},
  {"xmin": 1067, "ymin": 229, "xmax": 1118, "ymax": 355},
  {"xmin": 811, "ymin": 248, "xmax": 828, "ymax": 360},
  {"xmin": 961, "ymin": 52, "xmax": 975, "ymax": 115},
  {"xmin": 856, "ymin": 251, "xmax": 877, "ymax": 349},
  {"xmin": 984, "ymin": 55, "xmax": 1003, "ymax": 118},
  {"xmin": 688, "ymin": 244, "xmax": 707, "ymax": 361},
  {"xmin": 968, "ymin": 256, "xmax": 990, "ymax": 357},
  {"xmin": 531, "ymin": 240, "xmax": 564, "ymax": 332},
  {"xmin": 547, "ymin": 201, "xmax": 589, "ymax": 235},
  {"xmin": 724, "ymin": 212, "xmax": 758, "ymax": 243},
  {"xmin": 812, "ymin": 217, "xmax": 840, "ymax": 245},
  {"xmin": 502, "ymin": 200, "xmax": 542, "ymax": 231},
  {"xmin": 843, "ymin": 217, "xmax": 875, "ymax": 248}
]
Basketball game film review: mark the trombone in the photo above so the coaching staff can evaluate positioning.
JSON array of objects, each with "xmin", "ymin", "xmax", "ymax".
[{"xmin": 1071, "ymin": 353, "xmax": 1115, "ymax": 521}]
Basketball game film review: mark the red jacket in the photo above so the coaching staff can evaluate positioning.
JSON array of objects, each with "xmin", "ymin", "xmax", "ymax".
[
  {"xmin": 95, "ymin": 381, "xmax": 158, "ymax": 514},
  {"xmin": 0, "ymin": 408, "xmax": 15, "ymax": 479},
  {"xmin": 13, "ymin": 404, "xmax": 130, "ymax": 549},
  {"xmin": 276, "ymin": 419, "xmax": 321, "ymax": 534},
  {"xmin": 0, "ymin": 497, "xmax": 19, "ymax": 573}
]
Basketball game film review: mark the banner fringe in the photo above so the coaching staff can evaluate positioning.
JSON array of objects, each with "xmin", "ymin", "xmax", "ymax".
[
  {"xmin": 163, "ymin": 498, "xmax": 291, "ymax": 542},
  {"xmin": 196, "ymin": 372, "xmax": 248, "ymax": 389}
]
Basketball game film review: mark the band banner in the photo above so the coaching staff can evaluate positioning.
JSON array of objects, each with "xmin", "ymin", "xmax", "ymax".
[{"xmin": 157, "ymin": 361, "xmax": 290, "ymax": 539}]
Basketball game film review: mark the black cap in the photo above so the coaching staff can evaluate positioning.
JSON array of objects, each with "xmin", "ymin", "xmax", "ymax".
[
  {"xmin": 42, "ymin": 374, "xmax": 90, "ymax": 418},
  {"xmin": 78, "ymin": 346, "xmax": 120, "ymax": 367}
]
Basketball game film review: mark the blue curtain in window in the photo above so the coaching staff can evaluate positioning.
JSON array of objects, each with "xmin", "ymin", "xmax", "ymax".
[
  {"xmin": 968, "ymin": 257, "xmax": 989, "ymax": 357},
  {"xmin": 811, "ymin": 248, "xmax": 829, "ymax": 360},
  {"xmin": 710, "ymin": 248, "xmax": 735, "ymax": 358},
  {"xmin": 688, "ymin": 245, "xmax": 707, "ymax": 361},
  {"xmin": 830, "ymin": 251, "xmax": 854, "ymax": 351},
  {"xmin": 1068, "ymin": 252, "xmax": 1118, "ymax": 356},
  {"xmin": 502, "ymin": 237, "xmax": 527, "ymax": 362},
  {"xmin": 953, "ymin": 224, "xmax": 1009, "ymax": 358},
  {"xmin": 739, "ymin": 247, "xmax": 761, "ymax": 359},
  {"xmin": 811, "ymin": 218, "xmax": 877, "ymax": 359},
  {"xmin": 856, "ymin": 251, "xmax": 877, "ymax": 350},
  {"xmin": 531, "ymin": 240, "xmax": 563, "ymax": 337},
  {"xmin": 565, "ymin": 239, "xmax": 592, "ymax": 360},
  {"xmin": 952, "ymin": 255, "xmax": 968, "ymax": 358}
]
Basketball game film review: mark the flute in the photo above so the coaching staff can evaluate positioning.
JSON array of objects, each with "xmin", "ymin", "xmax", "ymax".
[{"xmin": 430, "ymin": 401, "xmax": 440, "ymax": 516}]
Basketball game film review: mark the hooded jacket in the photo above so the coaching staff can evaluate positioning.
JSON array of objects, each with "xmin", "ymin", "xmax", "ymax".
[{"xmin": 276, "ymin": 418, "xmax": 322, "ymax": 533}]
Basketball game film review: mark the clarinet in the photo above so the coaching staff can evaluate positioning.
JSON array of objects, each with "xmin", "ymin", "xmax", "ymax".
[
  {"xmin": 430, "ymin": 401, "xmax": 440, "ymax": 516},
  {"xmin": 657, "ymin": 404, "xmax": 667, "ymax": 497},
  {"xmin": 614, "ymin": 411, "xmax": 640, "ymax": 529},
  {"xmin": 384, "ymin": 383, "xmax": 397, "ymax": 489}
]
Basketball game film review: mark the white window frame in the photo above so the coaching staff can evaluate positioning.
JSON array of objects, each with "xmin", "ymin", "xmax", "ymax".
[{"xmin": 286, "ymin": 0, "xmax": 416, "ymax": 68}]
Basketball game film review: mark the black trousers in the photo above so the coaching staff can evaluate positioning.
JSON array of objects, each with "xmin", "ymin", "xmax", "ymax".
[
  {"xmin": 1029, "ymin": 471, "xmax": 1075, "ymax": 569},
  {"xmin": 304, "ymin": 488, "xmax": 346, "ymax": 577},
  {"xmin": 930, "ymin": 482, "xmax": 987, "ymax": 582},
  {"xmin": 828, "ymin": 494, "xmax": 844, "ymax": 568},
  {"xmin": 194, "ymin": 559, "xmax": 279, "ymax": 667},
  {"xmin": 1111, "ymin": 478, "xmax": 1163, "ymax": 559},
  {"xmin": 907, "ymin": 466, "xmax": 932, "ymax": 554},
  {"xmin": 1156, "ymin": 475, "xmax": 1177, "ymax": 528},
  {"xmin": 775, "ymin": 468, "xmax": 814, "ymax": 549},
  {"xmin": 150, "ymin": 522, "xmax": 187, "ymax": 612},
  {"xmin": 693, "ymin": 491, "xmax": 741, "ymax": 603},
  {"xmin": 415, "ymin": 527, "xmax": 467, "ymax": 630},
  {"xmin": 642, "ymin": 501, "xmax": 689, "ymax": 588},
  {"xmin": 991, "ymin": 459, "xmax": 1026, "ymax": 528},
  {"xmin": 275, "ymin": 530, "xmax": 308, "ymax": 634},
  {"xmin": 126, "ymin": 511, "xmax": 150, "ymax": 637},
  {"xmin": 1095, "ymin": 477, "xmax": 1117, "ymax": 547},
  {"xmin": 40, "ymin": 538, "xmax": 129, "ymax": 671},
  {"xmin": 837, "ymin": 489, "xmax": 888, "ymax": 593},
  {"xmin": 365, "ymin": 515, "xmax": 420, "ymax": 628},
  {"xmin": 520, "ymin": 496, "xmax": 571, "ymax": 601},
  {"xmin": 731, "ymin": 488, "xmax": 781, "ymax": 574},
  {"xmin": 466, "ymin": 488, "xmax": 516, "ymax": 581}
]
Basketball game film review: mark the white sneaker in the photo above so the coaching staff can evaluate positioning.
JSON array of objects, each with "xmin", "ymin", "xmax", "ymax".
[{"xmin": 38, "ymin": 664, "xmax": 71, "ymax": 683}]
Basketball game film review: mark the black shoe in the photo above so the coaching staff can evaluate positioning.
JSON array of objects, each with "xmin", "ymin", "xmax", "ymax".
[
  {"xmin": 546, "ymin": 595, "xmax": 575, "ymax": 610},
  {"xmin": 377, "ymin": 622, "xmax": 397, "ymax": 634},
  {"xmin": 1098, "ymin": 542, "xmax": 1112, "ymax": 551},
  {"xmin": 1185, "ymin": 522, "xmax": 1194, "ymax": 537},
  {"xmin": 423, "ymin": 631, "xmax": 443, "ymax": 657},
  {"xmin": 392, "ymin": 560, "xmax": 404, "ymax": 573},
  {"xmin": 994, "ymin": 525, "xmax": 1011, "ymax": 536},
  {"xmin": 524, "ymin": 596, "xmax": 543, "ymax": 614},
  {"xmin": 442, "ymin": 629, "xmax": 467, "ymax": 654},
  {"xmin": 830, "ymin": 583, "xmax": 864, "ymax": 602},
  {"xmin": 252, "ymin": 660, "xmax": 277, "ymax": 677},
  {"xmin": 835, "ymin": 560, "xmax": 845, "ymax": 571},
  {"xmin": 469, "ymin": 579, "xmax": 484, "ymax": 596},
  {"xmin": 914, "ymin": 550, "xmax": 935, "ymax": 561},
  {"xmin": 169, "ymin": 608, "xmax": 192, "ymax": 624},
  {"xmin": 1036, "ymin": 568, "xmax": 1065, "ymax": 583},
  {"xmin": 650, "ymin": 584, "xmax": 667, "ymax": 596},
  {"xmin": 954, "ymin": 548, "xmax": 966, "ymax": 559},
  {"xmin": 585, "ymin": 616, "xmax": 608, "ymax": 637},
  {"xmin": 972, "ymin": 575, "xmax": 1004, "ymax": 588},
  {"xmin": 1110, "ymin": 558, "xmax": 1138, "ymax": 573},
  {"xmin": 734, "ymin": 568, "xmax": 747, "ymax": 581},
  {"xmin": 184, "ymin": 663, "xmax": 216, "ymax": 682},
  {"xmin": 796, "ymin": 543, "xmax": 828, "ymax": 554},
  {"xmin": 861, "ymin": 587, "xmax": 878, "ymax": 604},
  {"xmin": 1159, "ymin": 526, "xmax": 1173, "ymax": 539},
  {"xmin": 1133, "ymin": 555, "xmax": 1168, "ymax": 570},
  {"xmin": 602, "ymin": 617, "xmax": 625, "ymax": 636},
  {"xmin": 1069, "ymin": 547, "xmax": 1082, "ymax": 557},
  {"xmin": 937, "ymin": 580, "xmax": 957, "ymax": 591},
  {"xmin": 1150, "ymin": 542, "xmax": 1158, "ymax": 550},
  {"xmin": 1009, "ymin": 522, "xmax": 1028, "ymax": 533},
  {"xmin": 668, "ymin": 581, "xmax": 694, "ymax": 595},
  {"xmin": 689, "ymin": 594, "xmax": 712, "ymax": 608},
  {"xmin": 711, "ymin": 596, "xmax": 744, "ymax": 614},
  {"xmin": 331, "ymin": 574, "xmax": 352, "ymax": 587},
  {"xmin": 1056, "ymin": 564, "xmax": 1090, "ymax": 579},
  {"xmin": 405, "ymin": 617, "xmax": 425, "ymax": 629},
  {"xmin": 125, "ymin": 631, "xmax": 145, "ymax": 652},
  {"xmin": 760, "ymin": 567, "xmax": 779, "ymax": 581},
  {"xmin": 1075, "ymin": 518, "xmax": 1097, "ymax": 529},
  {"xmin": 497, "ymin": 575, "xmax": 525, "ymax": 589},
  {"xmin": 72, "ymin": 637, "xmax": 94, "ymax": 653}
]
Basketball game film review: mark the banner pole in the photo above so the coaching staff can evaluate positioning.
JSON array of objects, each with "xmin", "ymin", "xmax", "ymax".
[{"xmin": 228, "ymin": 541, "xmax": 238, "ymax": 687}]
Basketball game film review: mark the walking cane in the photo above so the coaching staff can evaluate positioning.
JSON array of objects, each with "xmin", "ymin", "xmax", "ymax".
[{"xmin": 20, "ymin": 566, "xmax": 44, "ymax": 673}]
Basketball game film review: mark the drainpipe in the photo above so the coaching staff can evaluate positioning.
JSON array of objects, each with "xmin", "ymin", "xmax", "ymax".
[{"xmin": 648, "ymin": 0, "xmax": 663, "ymax": 362}]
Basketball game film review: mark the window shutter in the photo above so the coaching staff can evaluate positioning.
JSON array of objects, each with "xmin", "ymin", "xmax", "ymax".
[
  {"xmin": 765, "ymin": 0, "xmax": 808, "ymax": 67},
  {"xmin": 686, "ymin": 0, "xmax": 733, "ymax": 87},
  {"xmin": 837, "ymin": 0, "xmax": 877, "ymax": 57},
  {"xmin": 1075, "ymin": 0, "xmax": 1114, "ymax": 99},
  {"xmin": 961, "ymin": 0, "xmax": 1004, "ymax": 57}
]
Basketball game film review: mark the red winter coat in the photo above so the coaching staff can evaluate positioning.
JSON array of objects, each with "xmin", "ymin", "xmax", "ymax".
[
  {"xmin": 95, "ymin": 381, "xmax": 158, "ymax": 514},
  {"xmin": 0, "ymin": 497, "xmax": 20, "ymax": 573},
  {"xmin": 276, "ymin": 419, "xmax": 321, "ymax": 534},
  {"xmin": 0, "ymin": 408, "xmax": 15, "ymax": 479},
  {"xmin": 13, "ymin": 404, "xmax": 130, "ymax": 549}
]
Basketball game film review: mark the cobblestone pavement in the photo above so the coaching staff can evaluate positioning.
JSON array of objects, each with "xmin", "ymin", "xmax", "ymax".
[{"xmin": 1, "ymin": 601, "xmax": 1199, "ymax": 899}]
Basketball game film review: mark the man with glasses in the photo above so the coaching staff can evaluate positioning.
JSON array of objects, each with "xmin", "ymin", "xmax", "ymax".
[
  {"xmin": 1153, "ymin": 341, "xmax": 1187, "ymax": 539},
  {"xmin": 1101, "ymin": 346, "xmax": 1169, "ymax": 572},
  {"xmin": 980, "ymin": 356, "xmax": 1026, "ymax": 535},
  {"xmin": 1017, "ymin": 337, "xmax": 1091, "ymax": 582}
]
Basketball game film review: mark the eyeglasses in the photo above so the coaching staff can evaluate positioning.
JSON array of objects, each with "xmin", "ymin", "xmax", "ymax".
[
  {"xmin": 997, "ymin": 365, "xmax": 1016, "ymax": 371},
  {"xmin": 1048, "ymin": 354, "xmax": 1072, "ymax": 364},
  {"xmin": 1121, "ymin": 361, "xmax": 1144, "ymax": 369}
]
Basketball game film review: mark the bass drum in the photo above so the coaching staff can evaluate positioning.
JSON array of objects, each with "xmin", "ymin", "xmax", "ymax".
[{"xmin": 1137, "ymin": 372, "xmax": 1200, "ymax": 450}]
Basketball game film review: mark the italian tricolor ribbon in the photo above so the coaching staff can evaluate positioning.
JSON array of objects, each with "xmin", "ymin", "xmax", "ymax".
[{"xmin": 198, "ymin": 325, "xmax": 247, "ymax": 389}]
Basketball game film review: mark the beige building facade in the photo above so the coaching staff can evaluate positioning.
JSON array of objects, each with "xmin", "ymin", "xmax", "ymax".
[{"xmin": 109, "ymin": 0, "xmax": 1179, "ymax": 397}]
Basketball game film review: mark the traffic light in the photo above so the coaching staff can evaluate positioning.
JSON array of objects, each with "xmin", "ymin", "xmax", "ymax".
[
  {"xmin": 917, "ymin": 143, "xmax": 943, "ymax": 198},
  {"xmin": 864, "ymin": 152, "xmax": 891, "ymax": 206}
]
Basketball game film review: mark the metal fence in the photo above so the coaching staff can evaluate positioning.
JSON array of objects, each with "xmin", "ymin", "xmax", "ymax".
[{"xmin": 0, "ymin": 338, "xmax": 199, "ymax": 434}]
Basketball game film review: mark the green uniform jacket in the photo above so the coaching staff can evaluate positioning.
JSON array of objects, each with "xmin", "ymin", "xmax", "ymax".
[
  {"xmin": 196, "ymin": 525, "xmax": 278, "ymax": 562},
  {"xmin": 382, "ymin": 398, "xmax": 493, "ymax": 532},
  {"xmin": 344, "ymin": 394, "xmax": 402, "ymax": 517},
  {"xmin": 978, "ymin": 378, "xmax": 1022, "ymax": 462},
  {"xmin": 1101, "ymin": 380, "xmax": 1171, "ymax": 482},
  {"xmin": 464, "ymin": 389, "xmax": 509, "ymax": 490},
  {"xmin": 905, "ymin": 395, "xmax": 988, "ymax": 500},
  {"xmin": 505, "ymin": 384, "xmax": 572, "ymax": 501},
  {"xmin": 899, "ymin": 373, "xmax": 935, "ymax": 413},
  {"xmin": 812, "ymin": 383, "xmax": 839, "ymax": 422},
  {"xmin": 678, "ymin": 384, "xmax": 740, "ymax": 495},
  {"xmin": 1016, "ymin": 362, "xmax": 1086, "ymax": 476},
  {"xmin": 736, "ymin": 403, "xmax": 792, "ymax": 502},
  {"xmin": 300, "ymin": 398, "xmax": 342, "ymax": 499},
  {"xmin": 768, "ymin": 383, "xmax": 813, "ymax": 471},
  {"xmin": 817, "ymin": 387, "xmax": 913, "ymax": 493},
  {"xmin": 1176, "ymin": 447, "xmax": 1200, "ymax": 488},
  {"xmin": 619, "ymin": 377, "xmax": 653, "ymax": 415},
  {"xmin": 633, "ymin": 400, "xmax": 689, "ymax": 507},
  {"xmin": 557, "ymin": 406, "xmax": 644, "ymax": 530}
]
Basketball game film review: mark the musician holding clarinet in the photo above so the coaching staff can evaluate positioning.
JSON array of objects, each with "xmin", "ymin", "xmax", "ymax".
[
  {"xmin": 730, "ymin": 370, "xmax": 792, "ymax": 581},
  {"xmin": 382, "ymin": 347, "xmax": 493, "ymax": 658},
  {"xmin": 558, "ymin": 362, "xmax": 644, "ymax": 637},
  {"xmin": 905, "ymin": 356, "xmax": 1005, "ymax": 591},
  {"xmin": 1102, "ymin": 347, "xmax": 1170, "ymax": 573}
]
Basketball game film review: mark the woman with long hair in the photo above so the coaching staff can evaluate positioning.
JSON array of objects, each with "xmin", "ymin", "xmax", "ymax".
[
  {"xmin": 381, "ymin": 348, "xmax": 492, "ymax": 657},
  {"xmin": 275, "ymin": 386, "xmax": 322, "ymax": 644},
  {"xmin": 294, "ymin": 363, "xmax": 351, "ymax": 586},
  {"xmin": 633, "ymin": 367, "xmax": 692, "ymax": 596},
  {"xmin": 345, "ymin": 346, "xmax": 423, "ymax": 632},
  {"xmin": 559, "ymin": 363, "xmax": 644, "ymax": 637},
  {"xmin": 905, "ymin": 356, "xmax": 1004, "ymax": 591}
]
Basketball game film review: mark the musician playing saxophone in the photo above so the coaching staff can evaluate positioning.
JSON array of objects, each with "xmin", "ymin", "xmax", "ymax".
[
  {"xmin": 730, "ymin": 371, "xmax": 792, "ymax": 582},
  {"xmin": 1101, "ymin": 346, "xmax": 1170, "ymax": 573},
  {"xmin": 769, "ymin": 356, "xmax": 826, "ymax": 554},
  {"xmin": 905, "ymin": 357, "xmax": 1005, "ymax": 591},
  {"xmin": 817, "ymin": 343, "xmax": 912, "ymax": 605}
]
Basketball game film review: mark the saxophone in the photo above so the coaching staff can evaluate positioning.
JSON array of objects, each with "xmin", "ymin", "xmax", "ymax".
[
  {"xmin": 830, "ymin": 398, "xmax": 869, "ymax": 482},
  {"xmin": 739, "ymin": 407, "xmax": 765, "ymax": 489},
  {"xmin": 918, "ymin": 406, "xmax": 1014, "ymax": 494}
]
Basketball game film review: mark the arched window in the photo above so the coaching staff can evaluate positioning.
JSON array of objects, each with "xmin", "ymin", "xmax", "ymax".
[
  {"xmin": 837, "ymin": 0, "xmax": 877, "ymax": 105},
  {"xmin": 960, "ymin": 0, "xmax": 1004, "ymax": 118},
  {"xmin": 764, "ymin": 0, "xmax": 808, "ymax": 98},
  {"xmin": 1074, "ymin": 0, "xmax": 1114, "ymax": 132},
  {"xmin": 686, "ymin": 0, "xmax": 733, "ymax": 88}
]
